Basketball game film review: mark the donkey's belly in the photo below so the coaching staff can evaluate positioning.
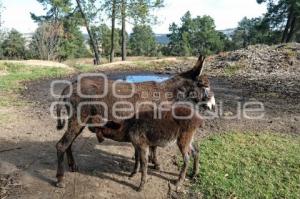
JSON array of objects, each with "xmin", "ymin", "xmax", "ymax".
[{"xmin": 151, "ymin": 139, "xmax": 177, "ymax": 148}]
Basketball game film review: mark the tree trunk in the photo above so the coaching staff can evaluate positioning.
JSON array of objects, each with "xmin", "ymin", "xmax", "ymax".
[
  {"xmin": 281, "ymin": 6, "xmax": 294, "ymax": 43},
  {"xmin": 110, "ymin": 0, "xmax": 116, "ymax": 63},
  {"xmin": 121, "ymin": 0, "xmax": 127, "ymax": 61},
  {"xmin": 75, "ymin": 0, "xmax": 100, "ymax": 65},
  {"xmin": 286, "ymin": 16, "xmax": 296, "ymax": 42}
]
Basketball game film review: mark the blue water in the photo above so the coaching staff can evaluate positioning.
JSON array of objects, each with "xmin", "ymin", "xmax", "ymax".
[
  {"xmin": 111, "ymin": 73, "xmax": 171, "ymax": 83},
  {"xmin": 124, "ymin": 75, "xmax": 170, "ymax": 83}
]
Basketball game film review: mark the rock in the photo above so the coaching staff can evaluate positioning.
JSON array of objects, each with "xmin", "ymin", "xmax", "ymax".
[
  {"xmin": 205, "ymin": 43, "xmax": 300, "ymax": 100},
  {"xmin": 207, "ymin": 43, "xmax": 300, "ymax": 78},
  {"xmin": 224, "ymin": 111, "xmax": 234, "ymax": 117}
]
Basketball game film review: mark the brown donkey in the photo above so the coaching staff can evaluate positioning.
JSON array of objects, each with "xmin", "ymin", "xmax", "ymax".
[{"xmin": 55, "ymin": 56, "xmax": 214, "ymax": 188}]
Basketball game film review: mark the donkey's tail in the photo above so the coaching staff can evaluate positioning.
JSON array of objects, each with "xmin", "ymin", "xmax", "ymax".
[
  {"xmin": 56, "ymin": 86, "xmax": 70, "ymax": 130},
  {"xmin": 56, "ymin": 98, "xmax": 66, "ymax": 130}
]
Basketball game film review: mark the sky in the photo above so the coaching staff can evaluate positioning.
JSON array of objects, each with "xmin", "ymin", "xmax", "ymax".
[{"xmin": 1, "ymin": 0, "xmax": 267, "ymax": 34}]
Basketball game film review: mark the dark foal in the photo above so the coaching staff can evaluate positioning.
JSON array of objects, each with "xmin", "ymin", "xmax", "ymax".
[{"xmin": 101, "ymin": 106, "xmax": 203, "ymax": 191}]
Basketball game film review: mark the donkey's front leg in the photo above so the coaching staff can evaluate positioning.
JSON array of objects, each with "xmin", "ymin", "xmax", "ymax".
[
  {"xmin": 190, "ymin": 143, "xmax": 199, "ymax": 178},
  {"xmin": 175, "ymin": 138, "xmax": 192, "ymax": 191}
]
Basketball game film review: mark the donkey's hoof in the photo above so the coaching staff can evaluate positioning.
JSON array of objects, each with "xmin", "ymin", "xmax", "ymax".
[
  {"xmin": 175, "ymin": 181, "xmax": 182, "ymax": 192},
  {"xmin": 175, "ymin": 184, "xmax": 182, "ymax": 192},
  {"xmin": 137, "ymin": 185, "xmax": 144, "ymax": 192},
  {"xmin": 175, "ymin": 185, "xmax": 181, "ymax": 192},
  {"xmin": 96, "ymin": 133, "xmax": 105, "ymax": 143},
  {"xmin": 56, "ymin": 181, "xmax": 66, "ymax": 188},
  {"xmin": 191, "ymin": 173, "xmax": 198, "ymax": 181},
  {"xmin": 129, "ymin": 172, "xmax": 137, "ymax": 178},
  {"xmin": 154, "ymin": 164, "xmax": 161, "ymax": 171}
]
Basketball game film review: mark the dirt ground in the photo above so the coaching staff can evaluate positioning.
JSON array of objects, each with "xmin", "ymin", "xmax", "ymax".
[{"xmin": 0, "ymin": 70, "xmax": 299, "ymax": 199}]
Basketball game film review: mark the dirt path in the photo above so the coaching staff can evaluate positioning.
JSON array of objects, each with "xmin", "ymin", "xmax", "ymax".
[
  {"xmin": 0, "ymin": 105, "xmax": 183, "ymax": 199},
  {"xmin": 1, "ymin": 72, "xmax": 299, "ymax": 199}
]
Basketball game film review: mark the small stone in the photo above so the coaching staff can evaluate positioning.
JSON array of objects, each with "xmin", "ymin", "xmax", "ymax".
[{"xmin": 224, "ymin": 111, "xmax": 234, "ymax": 117}]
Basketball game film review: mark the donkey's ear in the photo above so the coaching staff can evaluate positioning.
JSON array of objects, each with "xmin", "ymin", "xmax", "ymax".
[
  {"xmin": 104, "ymin": 121, "xmax": 122, "ymax": 130},
  {"xmin": 192, "ymin": 55, "xmax": 206, "ymax": 78},
  {"xmin": 180, "ymin": 55, "xmax": 206, "ymax": 80}
]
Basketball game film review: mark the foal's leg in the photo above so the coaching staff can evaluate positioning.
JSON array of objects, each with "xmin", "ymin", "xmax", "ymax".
[
  {"xmin": 138, "ymin": 146, "xmax": 149, "ymax": 192},
  {"xmin": 96, "ymin": 130, "xmax": 105, "ymax": 143},
  {"xmin": 149, "ymin": 146, "xmax": 160, "ymax": 170},
  {"xmin": 56, "ymin": 118, "xmax": 84, "ymax": 188},
  {"xmin": 130, "ymin": 146, "xmax": 140, "ymax": 177}
]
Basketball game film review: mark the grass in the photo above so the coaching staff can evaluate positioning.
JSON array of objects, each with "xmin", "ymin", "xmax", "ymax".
[
  {"xmin": 190, "ymin": 132, "xmax": 300, "ymax": 199},
  {"xmin": 224, "ymin": 64, "xmax": 242, "ymax": 76},
  {"xmin": 72, "ymin": 63, "xmax": 96, "ymax": 73},
  {"xmin": 0, "ymin": 62, "xmax": 71, "ymax": 106}
]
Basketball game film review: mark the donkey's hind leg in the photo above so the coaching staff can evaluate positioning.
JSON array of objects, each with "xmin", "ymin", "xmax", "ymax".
[
  {"xmin": 65, "ymin": 132, "xmax": 83, "ymax": 172},
  {"xmin": 56, "ymin": 118, "xmax": 84, "ymax": 188}
]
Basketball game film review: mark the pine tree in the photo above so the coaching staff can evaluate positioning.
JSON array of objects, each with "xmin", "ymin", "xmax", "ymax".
[
  {"xmin": 167, "ymin": 12, "xmax": 223, "ymax": 56},
  {"xmin": 129, "ymin": 25, "xmax": 157, "ymax": 56},
  {"xmin": 120, "ymin": 0, "xmax": 164, "ymax": 60},
  {"xmin": 257, "ymin": 0, "xmax": 300, "ymax": 42}
]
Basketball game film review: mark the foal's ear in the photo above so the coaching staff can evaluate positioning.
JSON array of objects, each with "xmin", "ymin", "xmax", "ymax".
[{"xmin": 104, "ymin": 121, "xmax": 122, "ymax": 130}]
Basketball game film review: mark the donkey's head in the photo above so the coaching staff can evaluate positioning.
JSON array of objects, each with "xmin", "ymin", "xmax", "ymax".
[{"xmin": 174, "ymin": 55, "xmax": 216, "ymax": 110}]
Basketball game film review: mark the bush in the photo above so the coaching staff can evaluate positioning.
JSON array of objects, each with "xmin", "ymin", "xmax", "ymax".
[{"xmin": 1, "ymin": 29, "xmax": 26, "ymax": 60}]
